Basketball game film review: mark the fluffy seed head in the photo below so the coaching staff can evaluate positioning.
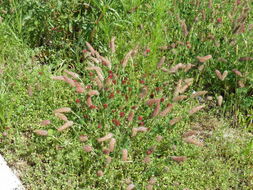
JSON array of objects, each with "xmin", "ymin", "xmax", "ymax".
[
  {"xmin": 94, "ymin": 77, "xmax": 103, "ymax": 89},
  {"xmin": 152, "ymin": 103, "xmax": 160, "ymax": 117},
  {"xmin": 157, "ymin": 56, "xmax": 166, "ymax": 68},
  {"xmin": 63, "ymin": 75, "xmax": 76, "ymax": 87},
  {"xmin": 40, "ymin": 120, "xmax": 51, "ymax": 126},
  {"xmin": 102, "ymin": 148, "xmax": 110, "ymax": 155},
  {"xmin": 57, "ymin": 121, "xmax": 74, "ymax": 131},
  {"xmin": 88, "ymin": 90, "xmax": 99, "ymax": 96},
  {"xmin": 173, "ymin": 95, "xmax": 188, "ymax": 102},
  {"xmin": 174, "ymin": 79, "xmax": 182, "ymax": 97},
  {"xmin": 94, "ymin": 50, "xmax": 101, "ymax": 59},
  {"xmin": 184, "ymin": 63, "xmax": 195, "ymax": 72},
  {"xmin": 189, "ymin": 105, "xmax": 205, "ymax": 115},
  {"xmin": 137, "ymin": 127, "xmax": 148, "ymax": 132},
  {"xmin": 146, "ymin": 185, "xmax": 153, "ymax": 190},
  {"xmin": 121, "ymin": 51, "xmax": 132, "ymax": 68},
  {"xmin": 184, "ymin": 78, "xmax": 194, "ymax": 85},
  {"xmin": 176, "ymin": 78, "xmax": 193, "ymax": 94},
  {"xmin": 79, "ymin": 135, "xmax": 88, "ymax": 142},
  {"xmin": 34, "ymin": 130, "xmax": 48, "ymax": 136},
  {"xmin": 238, "ymin": 80, "xmax": 245, "ymax": 88},
  {"xmin": 64, "ymin": 69, "xmax": 79, "ymax": 79},
  {"xmin": 196, "ymin": 55, "xmax": 212, "ymax": 63},
  {"xmin": 132, "ymin": 127, "xmax": 148, "ymax": 136},
  {"xmin": 55, "ymin": 113, "xmax": 68, "ymax": 121},
  {"xmin": 180, "ymin": 19, "xmax": 189, "ymax": 37},
  {"xmin": 161, "ymin": 67, "xmax": 169, "ymax": 72},
  {"xmin": 239, "ymin": 57, "xmax": 253, "ymax": 61},
  {"xmin": 182, "ymin": 130, "xmax": 198, "ymax": 138},
  {"xmin": 97, "ymin": 133, "xmax": 113, "ymax": 143},
  {"xmin": 96, "ymin": 170, "xmax": 104, "ymax": 177},
  {"xmin": 2, "ymin": 132, "xmax": 7, "ymax": 136},
  {"xmin": 146, "ymin": 98, "xmax": 160, "ymax": 106},
  {"xmin": 169, "ymin": 63, "xmax": 186, "ymax": 73},
  {"xmin": 217, "ymin": 95, "xmax": 223, "ymax": 106},
  {"xmin": 83, "ymin": 145, "xmax": 93, "ymax": 152},
  {"xmin": 86, "ymin": 96, "xmax": 93, "ymax": 107},
  {"xmin": 179, "ymin": 84, "xmax": 191, "ymax": 94},
  {"xmin": 125, "ymin": 178, "xmax": 132, "ymax": 184},
  {"xmin": 109, "ymin": 138, "xmax": 116, "ymax": 152},
  {"xmin": 89, "ymin": 56, "xmax": 100, "ymax": 64},
  {"xmin": 126, "ymin": 184, "xmax": 135, "ymax": 190},
  {"xmin": 215, "ymin": 70, "xmax": 228, "ymax": 81},
  {"xmin": 171, "ymin": 156, "xmax": 187, "ymax": 163},
  {"xmin": 232, "ymin": 69, "xmax": 243, "ymax": 77},
  {"xmin": 86, "ymin": 66, "xmax": 104, "ymax": 81},
  {"xmin": 148, "ymin": 177, "xmax": 157, "ymax": 185},
  {"xmin": 122, "ymin": 149, "xmax": 128, "ymax": 161},
  {"xmin": 75, "ymin": 82, "xmax": 85, "ymax": 93},
  {"xmin": 109, "ymin": 36, "xmax": 116, "ymax": 53},
  {"xmin": 191, "ymin": 91, "xmax": 208, "ymax": 98},
  {"xmin": 106, "ymin": 156, "xmax": 112, "ymax": 164},
  {"xmin": 183, "ymin": 137, "xmax": 204, "ymax": 147},
  {"xmin": 146, "ymin": 147, "xmax": 155, "ymax": 155},
  {"xmin": 27, "ymin": 86, "xmax": 33, "ymax": 96},
  {"xmin": 53, "ymin": 107, "xmax": 72, "ymax": 113},
  {"xmin": 139, "ymin": 86, "xmax": 148, "ymax": 98},
  {"xmin": 156, "ymin": 135, "xmax": 163, "ymax": 142},
  {"xmin": 85, "ymin": 42, "xmax": 96, "ymax": 55},
  {"xmin": 221, "ymin": 71, "xmax": 228, "ymax": 81},
  {"xmin": 132, "ymin": 128, "xmax": 138, "ymax": 137},
  {"xmin": 51, "ymin": 76, "xmax": 65, "ymax": 81},
  {"xmin": 127, "ymin": 111, "xmax": 135, "ymax": 122},
  {"xmin": 100, "ymin": 56, "xmax": 112, "ymax": 69},
  {"xmin": 143, "ymin": 156, "xmax": 151, "ymax": 164},
  {"xmin": 169, "ymin": 117, "xmax": 182, "ymax": 126},
  {"xmin": 198, "ymin": 65, "xmax": 205, "ymax": 71},
  {"xmin": 105, "ymin": 77, "xmax": 112, "ymax": 87},
  {"xmin": 159, "ymin": 45, "xmax": 169, "ymax": 50},
  {"xmin": 131, "ymin": 45, "xmax": 139, "ymax": 56}
]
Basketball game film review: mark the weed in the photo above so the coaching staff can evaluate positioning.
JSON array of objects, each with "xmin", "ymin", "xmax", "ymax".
[{"xmin": 0, "ymin": 1, "xmax": 252, "ymax": 189}]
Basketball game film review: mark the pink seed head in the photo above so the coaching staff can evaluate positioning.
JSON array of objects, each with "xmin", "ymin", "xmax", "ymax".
[
  {"xmin": 96, "ymin": 170, "xmax": 104, "ymax": 177},
  {"xmin": 109, "ymin": 93, "xmax": 114, "ymax": 99},
  {"xmin": 112, "ymin": 119, "xmax": 120, "ymax": 126},
  {"xmin": 217, "ymin": 18, "xmax": 222, "ymax": 23},
  {"xmin": 138, "ymin": 122, "xmax": 145, "ymax": 126},
  {"xmin": 120, "ymin": 112, "xmax": 125, "ymax": 117},
  {"xmin": 40, "ymin": 120, "xmax": 51, "ymax": 126},
  {"xmin": 89, "ymin": 105, "xmax": 97, "ymax": 109},
  {"xmin": 79, "ymin": 135, "xmax": 88, "ymax": 142},
  {"xmin": 83, "ymin": 145, "xmax": 93, "ymax": 152},
  {"xmin": 108, "ymin": 74, "xmax": 113, "ymax": 79},
  {"xmin": 122, "ymin": 80, "xmax": 127, "ymax": 84}
]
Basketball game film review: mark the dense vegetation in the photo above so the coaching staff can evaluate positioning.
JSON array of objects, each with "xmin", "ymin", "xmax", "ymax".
[{"xmin": 0, "ymin": 0, "xmax": 252, "ymax": 189}]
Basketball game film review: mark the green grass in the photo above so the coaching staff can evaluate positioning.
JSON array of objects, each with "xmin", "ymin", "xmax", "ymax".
[{"xmin": 0, "ymin": 0, "xmax": 253, "ymax": 189}]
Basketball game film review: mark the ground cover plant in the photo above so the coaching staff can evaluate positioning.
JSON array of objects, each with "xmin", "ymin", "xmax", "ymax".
[{"xmin": 0, "ymin": 0, "xmax": 252, "ymax": 189}]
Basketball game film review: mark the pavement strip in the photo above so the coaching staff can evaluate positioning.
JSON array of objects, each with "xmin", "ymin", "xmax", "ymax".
[{"xmin": 0, "ymin": 154, "xmax": 24, "ymax": 190}]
